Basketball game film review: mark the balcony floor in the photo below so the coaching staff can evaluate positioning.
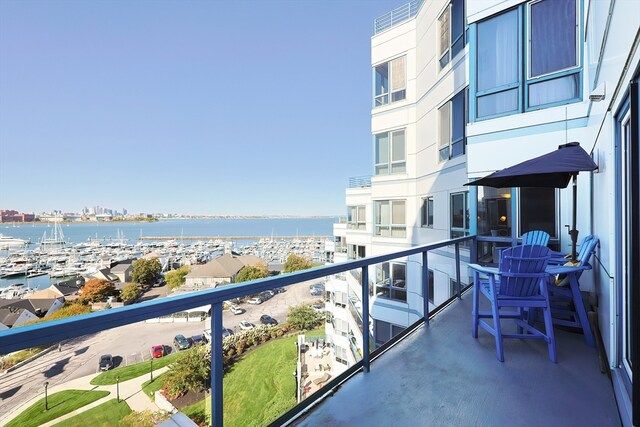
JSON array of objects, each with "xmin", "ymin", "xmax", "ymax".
[{"xmin": 295, "ymin": 295, "xmax": 621, "ymax": 427}]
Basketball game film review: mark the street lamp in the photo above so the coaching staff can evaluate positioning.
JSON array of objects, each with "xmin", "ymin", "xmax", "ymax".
[
  {"xmin": 44, "ymin": 381, "xmax": 49, "ymax": 411},
  {"xmin": 116, "ymin": 376, "xmax": 120, "ymax": 403}
]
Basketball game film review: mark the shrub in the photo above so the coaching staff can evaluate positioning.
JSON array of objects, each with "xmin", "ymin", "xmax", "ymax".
[{"xmin": 287, "ymin": 304, "xmax": 323, "ymax": 331}]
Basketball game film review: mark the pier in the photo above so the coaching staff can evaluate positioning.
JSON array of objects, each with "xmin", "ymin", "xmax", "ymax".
[{"xmin": 138, "ymin": 235, "xmax": 330, "ymax": 241}]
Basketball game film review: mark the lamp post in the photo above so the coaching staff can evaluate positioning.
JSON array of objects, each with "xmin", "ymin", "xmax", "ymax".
[
  {"xmin": 116, "ymin": 376, "xmax": 120, "ymax": 402},
  {"xmin": 44, "ymin": 381, "xmax": 49, "ymax": 411}
]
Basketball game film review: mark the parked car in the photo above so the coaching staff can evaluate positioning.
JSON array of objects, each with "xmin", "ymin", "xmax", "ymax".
[
  {"xmin": 174, "ymin": 334, "xmax": 191, "ymax": 350},
  {"xmin": 222, "ymin": 328, "xmax": 234, "ymax": 338},
  {"xmin": 310, "ymin": 288, "xmax": 323, "ymax": 297},
  {"xmin": 98, "ymin": 354, "xmax": 113, "ymax": 371},
  {"xmin": 153, "ymin": 275, "xmax": 165, "ymax": 287},
  {"xmin": 274, "ymin": 287, "xmax": 286, "ymax": 293},
  {"xmin": 203, "ymin": 329, "xmax": 211, "ymax": 343},
  {"xmin": 247, "ymin": 297, "xmax": 263, "ymax": 305},
  {"xmin": 260, "ymin": 314, "xmax": 278, "ymax": 325},
  {"xmin": 230, "ymin": 305, "xmax": 244, "ymax": 315},
  {"xmin": 151, "ymin": 345, "xmax": 164, "ymax": 358},
  {"xmin": 191, "ymin": 335, "xmax": 205, "ymax": 346},
  {"xmin": 239, "ymin": 320, "xmax": 255, "ymax": 331},
  {"xmin": 312, "ymin": 303, "xmax": 325, "ymax": 313}
]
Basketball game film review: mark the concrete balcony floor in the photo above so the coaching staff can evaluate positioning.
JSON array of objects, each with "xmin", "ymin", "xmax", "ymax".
[{"xmin": 295, "ymin": 295, "xmax": 621, "ymax": 427}]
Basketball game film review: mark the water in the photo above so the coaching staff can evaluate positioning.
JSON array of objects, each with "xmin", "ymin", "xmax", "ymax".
[{"xmin": 1, "ymin": 217, "xmax": 336, "ymax": 245}]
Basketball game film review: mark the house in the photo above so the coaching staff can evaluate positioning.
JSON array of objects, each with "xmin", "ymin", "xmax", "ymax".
[
  {"xmin": 0, "ymin": 297, "xmax": 64, "ymax": 319},
  {"xmin": 0, "ymin": 307, "xmax": 38, "ymax": 328},
  {"xmin": 111, "ymin": 262, "xmax": 133, "ymax": 283},
  {"xmin": 184, "ymin": 253, "xmax": 266, "ymax": 287}
]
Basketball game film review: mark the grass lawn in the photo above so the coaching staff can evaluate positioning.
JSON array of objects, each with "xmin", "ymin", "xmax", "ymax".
[
  {"xmin": 141, "ymin": 372, "xmax": 168, "ymax": 399},
  {"xmin": 5, "ymin": 390, "xmax": 110, "ymax": 427},
  {"xmin": 51, "ymin": 398, "xmax": 131, "ymax": 427},
  {"xmin": 90, "ymin": 352, "xmax": 181, "ymax": 385}
]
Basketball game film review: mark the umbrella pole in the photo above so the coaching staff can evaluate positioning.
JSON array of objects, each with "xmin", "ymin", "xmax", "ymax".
[{"xmin": 570, "ymin": 173, "xmax": 579, "ymax": 261}]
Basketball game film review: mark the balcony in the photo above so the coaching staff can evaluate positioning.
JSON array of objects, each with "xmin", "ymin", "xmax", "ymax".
[
  {"xmin": 347, "ymin": 175, "xmax": 371, "ymax": 188},
  {"xmin": 0, "ymin": 236, "xmax": 622, "ymax": 426},
  {"xmin": 373, "ymin": 0, "xmax": 423, "ymax": 34}
]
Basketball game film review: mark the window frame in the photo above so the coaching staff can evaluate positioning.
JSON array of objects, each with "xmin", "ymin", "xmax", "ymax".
[
  {"xmin": 439, "ymin": 0, "xmax": 466, "ymax": 69},
  {"xmin": 450, "ymin": 191, "xmax": 470, "ymax": 240},
  {"xmin": 347, "ymin": 205, "xmax": 366, "ymax": 230},
  {"xmin": 374, "ymin": 200, "xmax": 406, "ymax": 238},
  {"xmin": 374, "ymin": 129, "xmax": 406, "ymax": 175},
  {"xmin": 438, "ymin": 88, "xmax": 468, "ymax": 162},
  {"xmin": 421, "ymin": 196, "xmax": 434, "ymax": 228},
  {"xmin": 374, "ymin": 262, "xmax": 407, "ymax": 303},
  {"xmin": 374, "ymin": 55, "xmax": 407, "ymax": 107}
]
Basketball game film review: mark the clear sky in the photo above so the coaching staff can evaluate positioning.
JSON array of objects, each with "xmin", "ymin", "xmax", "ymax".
[{"xmin": 0, "ymin": 0, "xmax": 402, "ymax": 216}]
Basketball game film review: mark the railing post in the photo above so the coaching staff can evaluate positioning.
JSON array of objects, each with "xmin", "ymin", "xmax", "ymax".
[
  {"xmin": 455, "ymin": 243, "xmax": 461, "ymax": 299},
  {"xmin": 211, "ymin": 302, "xmax": 223, "ymax": 427},
  {"xmin": 361, "ymin": 266, "xmax": 370, "ymax": 373},
  {"xmin": 422, "ymin": 251, "xmax": 430, "ymax": 325}
]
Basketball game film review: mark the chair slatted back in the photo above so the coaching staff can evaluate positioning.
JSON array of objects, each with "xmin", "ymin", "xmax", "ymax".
[
  {"xmin": 521, "ymin": 230, "xmax": 550, "ymax": 247},
  {"xmin": 499, "ymin": 245, "xmax": 551, "ymax": 297},
  {"xmin": 575, "ymin": 235, "xmax": 596, "ymax": 266}
]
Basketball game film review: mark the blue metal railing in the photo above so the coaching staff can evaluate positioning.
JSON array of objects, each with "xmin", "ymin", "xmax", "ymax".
[
  {"xmin": 348, "ymin": 175, "xmax": 372, "ymax": 188},
  {"xmin": 0, "ymin": 235, "xmax": 475, "ymax": 426},
  {"xmin": 374, "ymin": 0, "xmax": 424, "ymax": 34}
]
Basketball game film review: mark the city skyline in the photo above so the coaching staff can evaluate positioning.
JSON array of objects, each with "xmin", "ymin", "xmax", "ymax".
[{"xmin": 0, "ymin": 0, "xmax": 400, "ymax": 216}]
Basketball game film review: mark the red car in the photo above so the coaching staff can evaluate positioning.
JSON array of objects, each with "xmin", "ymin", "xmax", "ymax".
[{"xmin": 151, "ymin": 345, "xmax": 164, "ymax": 358}]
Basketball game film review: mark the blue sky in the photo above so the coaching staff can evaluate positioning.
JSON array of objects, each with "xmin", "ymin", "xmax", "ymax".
[{"xmin": 0, "ymin": 0, "xmax": 401, "ymax": 216}]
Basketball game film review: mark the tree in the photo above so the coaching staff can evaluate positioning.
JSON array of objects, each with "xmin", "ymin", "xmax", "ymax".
[
  {"xmin": 283, "ymin": 254, "xmax": 313, "ymax": 273},
  {"xmin": 287, "ymin": 304, "xmax": 322, "ymax": 330},
  {"xmin": 120, "ymin": 282, "xmax": 142, "ymax": 302},
  {"xmin": 80, "ymin": 279, "xmax": 115, "ymax": 303},
  {"xmin": 163, "ymin": 345, "xmax": 211, "ymax": 398},
  {"xmin": 131, "ymin": 258, "xmax": 162, "ymax": 286},
  {"xmin": 165, "ymin": 266, "xmax": 191, "ymax": 291},
  {"xmin": 235, "ymin": 262, "xmax": 269, "ymax": 283}
]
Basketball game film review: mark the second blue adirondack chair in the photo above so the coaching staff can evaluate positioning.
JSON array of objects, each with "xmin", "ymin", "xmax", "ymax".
[
  {"xmin": 470, "ymin": 245, "xmax": 556, "ymax": 362},
  {"xmin": 521, "ymin": 230, "xmax": 550, "ymax": 246}
]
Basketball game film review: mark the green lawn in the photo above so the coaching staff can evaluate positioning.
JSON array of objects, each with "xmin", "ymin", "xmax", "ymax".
[
  {"xmin": 5, "ymin": 390, "xmax": 110, "ymax": 427},
  {"xmin": 90, "ymin": 352, "xmax": 181, "ymax": 385},
  {"xmin": 51, "ymin": 399, "xmax": 131, "ymax": 427},
  {"xmin": 141, "ymin": 372, "xmax": 168, "ymax": 399}
]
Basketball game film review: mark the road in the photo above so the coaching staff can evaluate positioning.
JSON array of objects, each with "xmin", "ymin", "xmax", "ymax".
[{"xmin": 0, "ymin": 279, "xmax": 323, "ymax": 420}]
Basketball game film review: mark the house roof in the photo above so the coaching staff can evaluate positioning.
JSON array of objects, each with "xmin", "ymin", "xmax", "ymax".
[
  {"xmin": 186, "ymin": 253, "xmax": 266, "ymax": 279},
  {"xmin": 111, "ymin": 263, "xmax": 132, "ymax": 273},
  {"xmin": 52, "ymin": 277, "xmax": 84, "ymax": 296},
  {"xmin": 30, "ymin": 288, "xmax": 64, "ymax": 299},
  {"xmin": 0, "ymin": 297, "xmax": 62, "ymax": 316},
  {"xmin": 0, "ymin": 307, "xmax": 26, "ymax": 327}
]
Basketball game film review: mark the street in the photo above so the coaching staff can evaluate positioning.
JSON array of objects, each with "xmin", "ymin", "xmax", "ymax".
[{"xmin": 0, "ymin": 278, "xmax": 324, "ymax": 420}]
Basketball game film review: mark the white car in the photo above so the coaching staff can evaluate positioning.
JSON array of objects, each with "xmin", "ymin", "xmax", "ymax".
[
  {"xmin": 230, "ymin": 305, "xmax": 244, "ymax": 315},
  {"xmin": 312, "ymin": 303, "xmax": 325, "ymax": 313},
  {"xmin": 239, "ymin": 321, "xmax": 255, "ymax": 331},
  {"xmin": 247, "ymin": 297, "xmax": 263, "ymax": 305}
]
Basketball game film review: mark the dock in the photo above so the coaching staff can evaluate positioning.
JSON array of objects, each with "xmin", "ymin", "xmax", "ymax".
[{"xmin": 137, "ymin": 235, "xmax": 330, "ymax": 241}]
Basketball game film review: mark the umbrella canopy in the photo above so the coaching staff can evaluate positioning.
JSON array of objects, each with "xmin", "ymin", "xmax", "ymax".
[{"xmin": 466, "ymin": 142, "xmax": 598, "ymax": 260}]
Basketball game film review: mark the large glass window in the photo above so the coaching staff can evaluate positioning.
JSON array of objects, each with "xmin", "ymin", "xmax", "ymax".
[
  {"xmin": 519, "ymin": 187, "xmax": 557, "ymax": 238},
  {"xmin": 374, "ymin": 320, "xmax": 404, "ymax": 348},
  {"xmin": 375, "ymin": 262, "xmax": 407, "ymax": 303},
  {"xmin": 375, "ymin": 130, "xmax": 406, "ymax": 175},
  {"xmin": 439, "ymin": 89, "xmax": 467, "ymax": 161},
  {"xmin": 347, "ymin": 205, "xmax": 366, "ymax": 230},
  {"xmin": 477, "ymin": 187, "xmax": 512, "ymax": 237},
  {"xmin": 374, "ymin": 56, "xmax": 406, "ymax": 107},
  {"xmin": 450, "ymin": 192, "xmax": 469, "ymax": 239},
  {"xmin": 421, "ymin": 196, "xmax": 434, "ymax": 227},
  {"xmin": 474, "ymin": 0, "xmax": 581, "ymax": 119},
  {"xmin": 374, "ymin": 200, "xmax": 406, "ymax": 237},
  {"xmin": 438, "ymin": 0, "xmax": 466, "ymax": 68},
  {"xmin": 347, "ymin": 244, "xmax": 366, "ymax": 260}
]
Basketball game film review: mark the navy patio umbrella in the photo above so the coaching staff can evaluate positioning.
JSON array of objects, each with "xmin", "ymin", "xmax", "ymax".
[{"xmin": 465, "ymin": 142, "xmax": 598, "ymax": 261}]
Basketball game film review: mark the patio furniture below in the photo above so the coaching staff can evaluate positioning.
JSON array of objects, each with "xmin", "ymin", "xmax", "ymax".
[{"xmin": 313, "ymin": 372, "xmax": 331, "ymax": 385}]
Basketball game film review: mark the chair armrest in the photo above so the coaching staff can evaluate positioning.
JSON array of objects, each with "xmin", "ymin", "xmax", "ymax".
[
  {"xmin": 468, "ymin": 264, "xmax": 498, "ymax": 276},
  {"xmin": 546, "ymin": 265, "xmax": 589, "ymax": 275}
]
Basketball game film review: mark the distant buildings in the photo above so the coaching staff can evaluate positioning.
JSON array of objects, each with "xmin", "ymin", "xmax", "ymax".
[{"xmin": 0, "ymin": 210, "xmax": 36, "ymax": 223}]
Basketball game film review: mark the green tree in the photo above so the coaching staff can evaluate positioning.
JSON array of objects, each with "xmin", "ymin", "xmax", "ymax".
[
  {"xmin": 163, "ymin": 346, "xmax": 211, "ymax": 398},
  {"xmin": 235, "ymin": 262, "xmax": 269, "ymax": 283},
  {"xmin": 119, "ymin": 409, "xmax": 170, "ymax": 427},
  {"xmin": 165, "ymin": 266, "xmax": 191, "ymax": 291},
  {"xmin": 80, "ymin": 279, "xmax": 115, "ymax": 303},
  {"xmin": 287, "ymin": 304, "xmax": 322, "ymax": 330},
  {"xmin": 131, "ymin": 258, "xmax": 162, "ymax": 286},
  {"xmin": 120, "ymin": 282, "xmax": 142, "ymax": 302},
  {"xmin": 283, "ymin": 254, "xmax": 313, "ymax": 273}
]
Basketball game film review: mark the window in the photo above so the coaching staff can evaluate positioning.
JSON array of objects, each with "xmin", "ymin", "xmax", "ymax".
[
  {"xmin": 450, "ymin": 192, "xmax": 469, "ymax": 239},
  {"xmin": 428, "ymin": 269, "xmax": 434, "ymax": 304},
  {"xmin": 375, "ymin": 130, "xmax": 406, "ymax": 175},
  {"xmin": 348, "ymin": 244, "xmax": 366, "ymax": 260},
  {"xmin": 519, "ymin": 187, "xmax": 557, "ymax": 238},
  {"xmin": 374, "ymin": 200, "xmax": 406, "ymax": 237},
  {"xmin": 332, "ymin": 316, "xmax": 349, "ymax": 337},
  {"xmin": 421, "ymin": 196, "xmax": 434, "ymax": 227},
  {"xmin": 439, "ymin": 89, "xmax": 467, "ymax": 161},
  {"xmin": 439, "ymin": 0, "xmax": 466, "ymax": 68},
  {"xmin": 347, "ymin": 205, "xmax": 366, "ymax": 230},
  {"xmin": 474, "ymin": 0, "xmax": 580, "ymax": 120},
  {"xmin": 374, "ymin": 320, "xmax": 404, "ymax": 348},
  {"xmin": 335, "ymin": 345, "xmax": 348, "ymax": 365},
  {"xmin": 374, "ymin": 56, "xmax": 406, "ymax": 107},
  {"xmin": 334, "ymin": 291, "xmax": 348, "ymax": 308},
  {"xmin": 375, "ymin": 262, "xmax": 406, "ymax": 302}
]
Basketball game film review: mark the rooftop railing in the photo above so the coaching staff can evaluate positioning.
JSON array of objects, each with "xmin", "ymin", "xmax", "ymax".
[
  {"xmin": 347, "ymin": 175, "xmax": 372, "ymax": 188},
  {"xmin": 374, "ymin": 0, "xmax": 424, "ymax": 34},
  {"xmin": 0, "ymin": 235, "xmax": 475, "ymax": 426}
]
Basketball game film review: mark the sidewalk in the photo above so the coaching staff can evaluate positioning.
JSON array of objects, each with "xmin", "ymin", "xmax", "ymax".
[{"xmin": 0, "ymin": 366, "xmax": 170, "ymax": 427}]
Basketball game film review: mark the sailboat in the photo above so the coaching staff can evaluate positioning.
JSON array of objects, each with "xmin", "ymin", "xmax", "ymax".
[{"xmin": 40, "ymin": 220, "xmax": 66, "ymax": 248}]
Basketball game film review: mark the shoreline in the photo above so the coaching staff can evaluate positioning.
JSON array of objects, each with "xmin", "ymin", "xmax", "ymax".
[{"xmin": 0, "ymin": 215, "xmax": 338, "ymax": 226}]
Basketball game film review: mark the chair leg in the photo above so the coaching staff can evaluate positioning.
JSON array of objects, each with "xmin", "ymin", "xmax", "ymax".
[
  {"xmin": 569, "ymin": 274, "xmax": 595, "ymax": 347},
  {"xmin": 491, "ymin": 300, "xmax": 504, "ymax": 362},
  {"xmin": 472, "ymin": 272, "xmax": 479, "ymax": 339},
  {"xmin": 541, "ymin": 280, "xmax": 557, "ymax": 363},
  {"xmin": 517, "ymin": 307, "xmax": 524, "ymax": 335}
]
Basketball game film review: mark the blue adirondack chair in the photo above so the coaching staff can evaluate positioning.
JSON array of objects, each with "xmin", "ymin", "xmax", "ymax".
[
  {"xmin": 470, "ymin": 245, "xmax": 556, "ymax": 362},
  {"xmin": 545, "ymin": 236, "xmax": 599, "ymax": 347},
  {"xmin": 521, "ymin": 230, "xmax": 550, "ymax": 246}
]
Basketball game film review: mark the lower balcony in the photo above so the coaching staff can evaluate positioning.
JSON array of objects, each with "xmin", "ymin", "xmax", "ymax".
[{"xmin": 294, "ymin": 293, "xmax": 621, "ymax": 426}]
